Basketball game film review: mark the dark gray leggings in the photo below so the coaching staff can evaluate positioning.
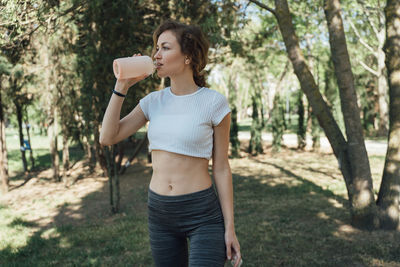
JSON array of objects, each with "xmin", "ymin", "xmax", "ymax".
[{"xmin": 147, "ymin": 185, "xmax": 226, "ymax": 267}]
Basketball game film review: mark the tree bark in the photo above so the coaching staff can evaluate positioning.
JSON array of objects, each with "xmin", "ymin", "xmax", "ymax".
[
  {"xmin": 93, "ymin": 119, "xmax": 107, "ymax": 175},
  {"xmin": 0, "ymin": 85, "xmax": 9, "ymax": 194},
  {"xmin": 15, "ymin": 100, "xmax": 28, "ymax": 173},
  {"xmin": 297, "ymin": 90, "xmax": 306, "ymax": 149},
  {"xmin": 376, "ymin": 0, "xmax": 400, "ymax": 230},
  {"xmin": 62, "ymin": 131, "xmax": 70, "ymax": 185},
  {"xmin": 377, "ymin": 34, "xmax": 389, "ymax": 136},
  {"xmin": 25, "ymin": 119, "xmax": 34, "ymax": 170},
  {"xmin": 324, "ymin": 0, "xmax": 377, "ymax": 229},
  {"xmin": 49, "ymin": 108, "xmax": 59, "ymax": 181},
  {"xmin": 249, "ymin": 90, "xmax": 264, "ymax": 155}
]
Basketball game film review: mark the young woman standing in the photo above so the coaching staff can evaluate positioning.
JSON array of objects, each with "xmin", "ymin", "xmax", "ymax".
[{"xmin": 100, "ymin": 19, "xmax": 241, "ymax": 267}]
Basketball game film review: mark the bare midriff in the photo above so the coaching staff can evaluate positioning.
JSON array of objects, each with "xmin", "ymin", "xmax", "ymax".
[{"xmin": 149, "ymin": 150, "xmax": 212, "ymax": 196}]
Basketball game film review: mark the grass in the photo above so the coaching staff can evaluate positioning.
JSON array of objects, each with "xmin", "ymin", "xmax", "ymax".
[{"xmin": 1, "ymin": 128, "xmax": 399, "ymax": 266}]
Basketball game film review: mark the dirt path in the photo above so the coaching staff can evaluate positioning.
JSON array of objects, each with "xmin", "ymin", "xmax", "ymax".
[{"xmin": 239, "ymin": 132, "xmax": 387, "ymax": 155}]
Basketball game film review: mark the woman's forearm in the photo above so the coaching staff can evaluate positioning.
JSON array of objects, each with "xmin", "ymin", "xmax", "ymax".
[
  {"xmin": 214, "ymin": 167, "xmax": 235, "ymax": 230},
  {"xmin": 99, "ymin": 84, "xmax": 128, "ymax": 145}
]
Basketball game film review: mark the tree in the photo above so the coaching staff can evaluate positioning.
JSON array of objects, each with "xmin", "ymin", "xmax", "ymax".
[
  {"xmin": 249, "ymin": 0, "xmax": 378, "ymax": 229},
  {"xmin": 296, "ymin": 90, "xmax": 306, "ymax": 149},
  {"xmin": 324, "ymin": 0, "xmax": 377, "ymax": 228},
  {"xmin": 249, "ymin": 92, "xmax": 264, "ymax": 154},
  {"xmin": 0, "ymin": 56, "xmax": 11, "ymax": 194},
  {"xmin": 345, "ymin": 0, "xmax": 388, "ymax": 135},
  {"xmin": 376, "ymin": 0, "xmax": 400, "ymax": 230},
  {"xmin": 271, "ymin": 93, "xmax": 285, "ymax": 152},
  {"xmin": 0, "ymin": 0, "xmax": 61, "ymax": 178}
]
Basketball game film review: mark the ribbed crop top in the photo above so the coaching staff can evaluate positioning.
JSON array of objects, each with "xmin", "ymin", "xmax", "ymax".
[{"xmin": 139, "ymin": 86, "xmax": 231, "ymax": 160}]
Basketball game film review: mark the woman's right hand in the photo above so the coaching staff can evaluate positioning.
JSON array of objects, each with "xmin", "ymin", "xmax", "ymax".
[{"xmin": 115, "ymin": 53, "xmax": 150, "ymax": 92}]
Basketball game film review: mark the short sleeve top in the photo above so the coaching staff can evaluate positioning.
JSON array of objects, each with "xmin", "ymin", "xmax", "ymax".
[{"xmin": 139, "ymin": 87, "xmax": 231, "ymax": 160}]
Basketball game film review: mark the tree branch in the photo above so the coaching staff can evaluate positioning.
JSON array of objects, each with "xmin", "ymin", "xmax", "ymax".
[
  {"xmin": 359, "ymin": 59, "xmax": 379, "ymax": 76},
  {"xmin": 356, "ymin": 0, "xmax": 381, "ymax": 39},
  {"xmin": 248, "ymin": 0, "xmax": 276, "ymax": 17},
  {"xmin": 346, "ymin": 16, "xmax": 377, "ymax": 56}
]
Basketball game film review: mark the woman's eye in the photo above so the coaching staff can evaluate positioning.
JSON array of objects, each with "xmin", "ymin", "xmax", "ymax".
[{"xmin": 162, "ymin": 47, "xmax": 169, "ymax": 50}]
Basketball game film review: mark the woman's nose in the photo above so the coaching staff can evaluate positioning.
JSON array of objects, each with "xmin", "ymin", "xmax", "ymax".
[{"xmin": 154, "ymin": 50, "xmax": 161, "ymax": 59}]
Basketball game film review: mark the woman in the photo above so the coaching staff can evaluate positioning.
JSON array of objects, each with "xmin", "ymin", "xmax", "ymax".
[{"xmin": 100, "ymin": 19, "xmax": 241, "ymax": 267}]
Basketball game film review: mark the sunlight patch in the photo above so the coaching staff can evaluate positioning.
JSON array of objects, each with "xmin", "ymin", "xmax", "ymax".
[
  {"xmin": 41, "ymin": 228, "xmax": 60, "ymax": 239},
  {"xmin": 317, "ymin": 212, "xmax": 330, "ymax": 220},
  {"xmin": 264, "ymin": 178, "xmax": 302, "ymax": 187},
  {"xmin": 59, "ymin": 237, "xmax": 72, "ymax": 248},
  {"xmin": 328, "ymin": 198, "xmax": 343, "ymax": 208}
]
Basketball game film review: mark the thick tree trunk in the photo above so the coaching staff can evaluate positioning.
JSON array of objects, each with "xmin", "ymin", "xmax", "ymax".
[
  {"xmin": 15, "ymin": 101, "xmax": 27, "ymax": 173},
  {"xmin": 0, "ymin": 87, "xmax": 9, "ymax": 194},
  {"xmin": 324, "ymin": 0, "xmax": 377, "ymax": 229},
  {"xmin": 376, "ymin": 0, "xmax": 400, "ymax": 230}
]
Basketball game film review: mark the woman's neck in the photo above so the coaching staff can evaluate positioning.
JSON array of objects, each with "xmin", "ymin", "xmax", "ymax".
[{"xmin": 170, "ymin": 70, "xmax": 199, "ymax": 96}]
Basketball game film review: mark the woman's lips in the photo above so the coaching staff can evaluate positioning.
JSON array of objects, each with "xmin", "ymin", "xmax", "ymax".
[{"xmin": 156, "ymin": 63, "xmax": 163, "ymax": 70}]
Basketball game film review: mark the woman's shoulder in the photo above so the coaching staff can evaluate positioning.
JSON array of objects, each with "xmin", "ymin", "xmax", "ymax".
[
  {"xmin": 142, "ymin": 87, "xmax": 168, "ymax": 99},
  {"xmin": 200, "ymin": 87, "xmax": 226, "ymax": 98},
  {"xmin": 203, "ymin": 88, "xmax": 228, "ymax": 102}
]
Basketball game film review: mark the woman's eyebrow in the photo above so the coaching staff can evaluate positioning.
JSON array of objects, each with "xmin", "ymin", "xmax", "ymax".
[{"xmin": 157, "ymin": 41, "xmax": 170, "ymax": 46}]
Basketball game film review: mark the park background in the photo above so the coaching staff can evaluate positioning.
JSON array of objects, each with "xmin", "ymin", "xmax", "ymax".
[{"xmin": 1, "ymin": 0, "xmax": 400, "ymax": 266}]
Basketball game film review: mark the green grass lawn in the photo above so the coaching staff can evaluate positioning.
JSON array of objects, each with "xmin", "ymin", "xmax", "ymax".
[{"xmin": 1, "ymin": 128, "xmax": 399, "ymax": 266}]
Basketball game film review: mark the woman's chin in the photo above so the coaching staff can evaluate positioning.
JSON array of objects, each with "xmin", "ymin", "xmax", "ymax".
[{"xmin": 156, "ymin": 71, "xmax": 167, "ymax": 78}]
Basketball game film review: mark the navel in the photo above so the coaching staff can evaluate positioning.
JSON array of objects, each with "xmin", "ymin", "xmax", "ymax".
[{"xmin": 168, "ymin": 184, "xmax": 173, "ymax": 191}]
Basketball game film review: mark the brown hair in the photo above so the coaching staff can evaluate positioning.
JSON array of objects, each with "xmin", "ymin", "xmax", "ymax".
[{"xmin": 152, "ymin": 19, "xmax": 209, "ymax": 87}]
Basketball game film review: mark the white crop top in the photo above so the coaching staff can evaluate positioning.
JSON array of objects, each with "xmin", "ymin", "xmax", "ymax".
[{"xmin": 139, "ymin": 86, "xmax": 231, "ymax": 160}]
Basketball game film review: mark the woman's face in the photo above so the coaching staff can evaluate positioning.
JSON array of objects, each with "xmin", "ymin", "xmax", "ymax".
[{"xmin": 154, "ymin": 30, "xmax": 188, "ymax": 78}]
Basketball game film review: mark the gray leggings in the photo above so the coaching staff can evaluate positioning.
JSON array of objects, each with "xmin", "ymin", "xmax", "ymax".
[{"xmin": 147, "ymin": 185, "xmax": 226, "ymax": 267}]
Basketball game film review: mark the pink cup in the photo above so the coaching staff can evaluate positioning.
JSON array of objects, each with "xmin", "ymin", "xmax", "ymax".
[{"xmin": 113, "ymin": 56, "xmax": 154, "ymax": 79}]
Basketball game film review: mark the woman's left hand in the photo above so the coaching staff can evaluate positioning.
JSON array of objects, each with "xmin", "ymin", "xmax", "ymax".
[{"xmin": 225, "ymin": 228, "xmax": 241, "ymax": 267}]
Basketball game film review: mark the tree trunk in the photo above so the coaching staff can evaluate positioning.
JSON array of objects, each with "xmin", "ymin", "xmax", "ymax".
[
  {"xmin": 249, "ymin": 92, "xmax": 264, "ymax": 155},
  {"xmin": 62, "ymin": 131, "xmax": 70, "ymax": 185},
  {"xmin": 229, "ymin": 76, "xmax": 240, "ymax": 157},
  {"xmin": 93, "ymin": 119, "xmax": 107, "ymax": 175},
  {"xmin": 377, "ymin": 28, "xmax": 389, "ymax": 136},
  {"xmin": 15, "ymin": 101, "xmax": 28, "ymax": 173},
  {"xmin": 230, "ymin": 105, "xmax": 240, "ymax": 158},
  {"xmin": 310, "ymin": 108, "xmax": 320, "ymax": 151},
  {"xmin": 0, "ymin": 86, "xmax": 9, "ymax": 194},
  {"xmin": 271, "ymin": 94, "xmax": 285, "ymax": 152},
  {"xmin": 25, "ymin": 119, "xmax": 34, "ymax": 170},
  {"xmin": 297, "ymin": 90, "xmax": 306, "ymax": 149},
  {"xmin": 49, "ymin": 108, "xmax": 59, "ymax": 181},
  {"xmin": 119, "ymin": 133, "xmax": 148, "ymax": 175},
  {"xmin": 106, "ymin": 145, "xmax": 120, "ymax": 213},
  {"xmin": 376, "ymin": 0, "xmax": 400, "ymax": 230},
  {"xmin": 324, "ymin": 0, "xmax": 377, "ymax": 229}
]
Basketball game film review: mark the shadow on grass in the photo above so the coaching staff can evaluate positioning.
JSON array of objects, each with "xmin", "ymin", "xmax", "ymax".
[
  {"xmin": 1, "ymin": 151, "xmax": 400, "ymax": 266},
  {"xmin": 8, "ymin": 146, "xmax": 86, "ymax": 183}
]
